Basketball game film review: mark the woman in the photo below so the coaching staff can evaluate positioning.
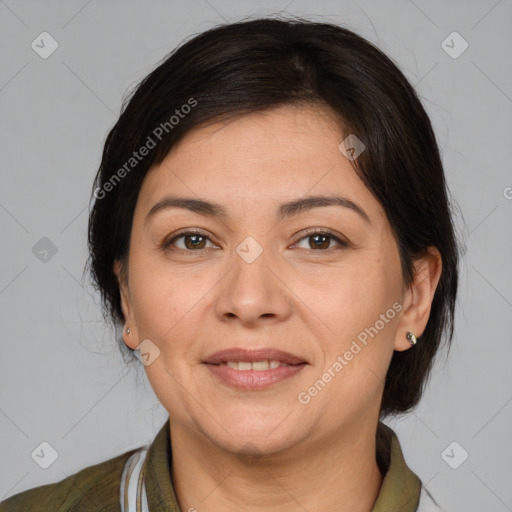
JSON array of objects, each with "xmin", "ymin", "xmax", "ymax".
[{"xmin": 0, "ymin": 16, "xmax": 459, "ymax": 512}]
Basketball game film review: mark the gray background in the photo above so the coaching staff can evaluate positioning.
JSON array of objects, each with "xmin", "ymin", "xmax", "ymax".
[{"xmin": 1, "ymin": 1, "xmax": 511, "ymax": 510}]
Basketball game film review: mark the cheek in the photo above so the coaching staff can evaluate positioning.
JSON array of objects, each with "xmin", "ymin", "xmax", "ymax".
[
  {"xmin": 299, "ymin": 250, "xmax": 401, "ymax": 371},
  {"xmin": 303, "ymin": 260, "xmax": 399, "ymax": 412},
  {"xmin": 129, "ymin": 260, "xmax": 185, "ymax": 335},
  {"xmin": 297, "ymin": 257, "xmax": 389, "ymax": 334},
  {"xmin": 129, "ymin": 259, "xmax": 217, "ymax": 357}
]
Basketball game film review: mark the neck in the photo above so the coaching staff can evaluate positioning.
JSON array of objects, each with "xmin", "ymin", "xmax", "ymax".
[{"xmin": 169, "ymin": 418, "xmax": 384, "ymax": 512}]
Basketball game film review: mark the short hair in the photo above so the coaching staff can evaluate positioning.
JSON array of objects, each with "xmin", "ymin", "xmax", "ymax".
[{"xmin": 87, "ymin": 16, "xmax": 461, "ymax": 417}]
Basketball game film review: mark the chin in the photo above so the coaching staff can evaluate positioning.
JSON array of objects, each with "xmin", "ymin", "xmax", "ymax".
[{"xmin": 198, "ymin": 406, "xmax": 308, "ymax": 455}]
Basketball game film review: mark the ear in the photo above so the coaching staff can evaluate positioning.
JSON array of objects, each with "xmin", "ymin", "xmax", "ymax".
[
  {"xmin": 113, "ymin": 259, "xmax": 139, "ymax": 350},
  {"xmin": 394, "ymin": 246, "xmax": 443, "ymax": 352}
]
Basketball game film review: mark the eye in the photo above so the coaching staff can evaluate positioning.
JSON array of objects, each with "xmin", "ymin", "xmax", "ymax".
[
  {"xmin": 162, "ymin": 229, "xmax": 348, "ymax": 253},
  {"xmin": 293, "ymin": 230, "xmax": 348, "ymax": 251},
  {"xmin": 163, "ymin": 230, "xmax": 218, "ymax": 251}
]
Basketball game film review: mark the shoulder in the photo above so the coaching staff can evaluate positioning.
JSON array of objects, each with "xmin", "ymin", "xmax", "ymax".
[{"xmin": 0, "ymin": 448, "xmax": 138, "ymax": 512}]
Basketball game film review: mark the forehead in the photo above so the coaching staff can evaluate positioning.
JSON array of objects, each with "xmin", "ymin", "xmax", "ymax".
[{"xmin": 135, "ymin": 105, "xmax": 385, "ymax": 225}]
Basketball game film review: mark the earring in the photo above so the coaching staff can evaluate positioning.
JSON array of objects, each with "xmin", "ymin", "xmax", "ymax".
[
  {"xmin": 126, "ymin": 327, "xmax": 131, "ymax": 335},
  {"xmin": 406, "ymin": 331, "xmax": 417, "ymax": 346}
]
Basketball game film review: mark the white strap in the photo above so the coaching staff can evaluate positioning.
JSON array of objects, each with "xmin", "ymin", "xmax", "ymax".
[{"xmin": 120, "ymin": 447, "xmax": 150, "ymax": 512}]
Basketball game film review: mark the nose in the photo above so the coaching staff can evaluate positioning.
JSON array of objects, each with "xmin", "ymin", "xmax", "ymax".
[{"xmin": 214, "ymin": 243, "xmax": 293, "ymax": 328}]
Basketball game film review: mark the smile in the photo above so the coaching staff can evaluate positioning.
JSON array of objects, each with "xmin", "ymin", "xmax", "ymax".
[
  {"xmin": 203, "ymin": 347, "xmax": 307, "ymax": 389},
  {"xmin": 219, "ymin": 360, "xmax": 291, "ymax": 370}
]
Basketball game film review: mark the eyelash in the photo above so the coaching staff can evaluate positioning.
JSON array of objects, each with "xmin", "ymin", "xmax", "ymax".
[{"xmin": 161, "ymin": 228, "xmax": 348, "ymax": 253}]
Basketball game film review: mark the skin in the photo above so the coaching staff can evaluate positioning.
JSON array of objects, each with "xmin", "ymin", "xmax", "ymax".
[{"xmin": 114, "ymin": 104, "xmax": 442, "ymax": 511}]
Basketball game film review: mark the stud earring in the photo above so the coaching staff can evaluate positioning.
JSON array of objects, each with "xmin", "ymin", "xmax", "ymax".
[
  {"xmin": 406, "ymin": 331, "xmax": 417, "ymax": 346},
  {"xmin": 126, "ymin": 327, "xmax": 131, "ymax": 335}
]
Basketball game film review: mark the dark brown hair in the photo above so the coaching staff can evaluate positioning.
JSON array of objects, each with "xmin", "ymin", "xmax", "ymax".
[{"xmin": 87, "ymin": 16, "xmax": 461, "ymax": 417}]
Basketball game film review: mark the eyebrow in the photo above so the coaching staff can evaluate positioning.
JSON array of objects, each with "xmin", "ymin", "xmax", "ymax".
[{"xmin": 145, "ymin": 194, "xmax": 371, "ymax": 225}]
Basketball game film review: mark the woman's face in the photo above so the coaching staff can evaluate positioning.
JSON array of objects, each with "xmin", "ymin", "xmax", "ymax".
[{"xmin": 117, "ymin": 104, "xmax": 419, "ymax": 455}]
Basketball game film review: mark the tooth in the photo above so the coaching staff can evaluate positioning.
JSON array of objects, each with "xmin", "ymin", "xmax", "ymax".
[
  {"xmin": 223, "ymin": 360, "xmax": 286, "ymax": 370},
  {"xmin": 252, "ymin": 360, "xmax": 270, "ymax": 371}
]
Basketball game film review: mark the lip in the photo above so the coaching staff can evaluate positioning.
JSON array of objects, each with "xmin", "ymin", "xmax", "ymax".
[
  {"xmin": 202, "ymin": 348, "xmax": 306, "ymax": 365},
  {"xmin": 202, "ymin": 348, "xmax": 308, "ymax": 390}
]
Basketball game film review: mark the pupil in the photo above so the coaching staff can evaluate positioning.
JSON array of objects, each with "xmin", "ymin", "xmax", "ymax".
[
  {"xmin": 311, "ymin": 234, "xmax": 329, "ymax": 249},
  {"xmin": 186, "ymin": 235, "xmax": 205, "ymax": 250}
]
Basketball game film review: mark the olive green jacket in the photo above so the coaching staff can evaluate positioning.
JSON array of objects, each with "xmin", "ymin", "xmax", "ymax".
[{"xmin": 0, "ymin": 420, "xmax": 442, "ymax": 511}]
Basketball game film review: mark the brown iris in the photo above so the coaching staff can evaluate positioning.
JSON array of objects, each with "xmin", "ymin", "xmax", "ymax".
[
  {"xmin": 184, "ymin": 234, "xmax": 207, "ymax": 250},
  {"xmin": 309, "ymin": 234, "xmax": 331, "ymax": 250}
]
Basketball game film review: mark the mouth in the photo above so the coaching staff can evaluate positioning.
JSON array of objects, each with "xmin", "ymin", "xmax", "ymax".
[
  {"xmin": 202, "ymin": 348, "xmax": 308, "ymax": 390},
  {"xmin": 203, "ymin": 347, "xmax": 307, "ymax": 365},
  {"xmin": 218, "ymin": 360, "xmax": 293, "ymax": 370}
]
